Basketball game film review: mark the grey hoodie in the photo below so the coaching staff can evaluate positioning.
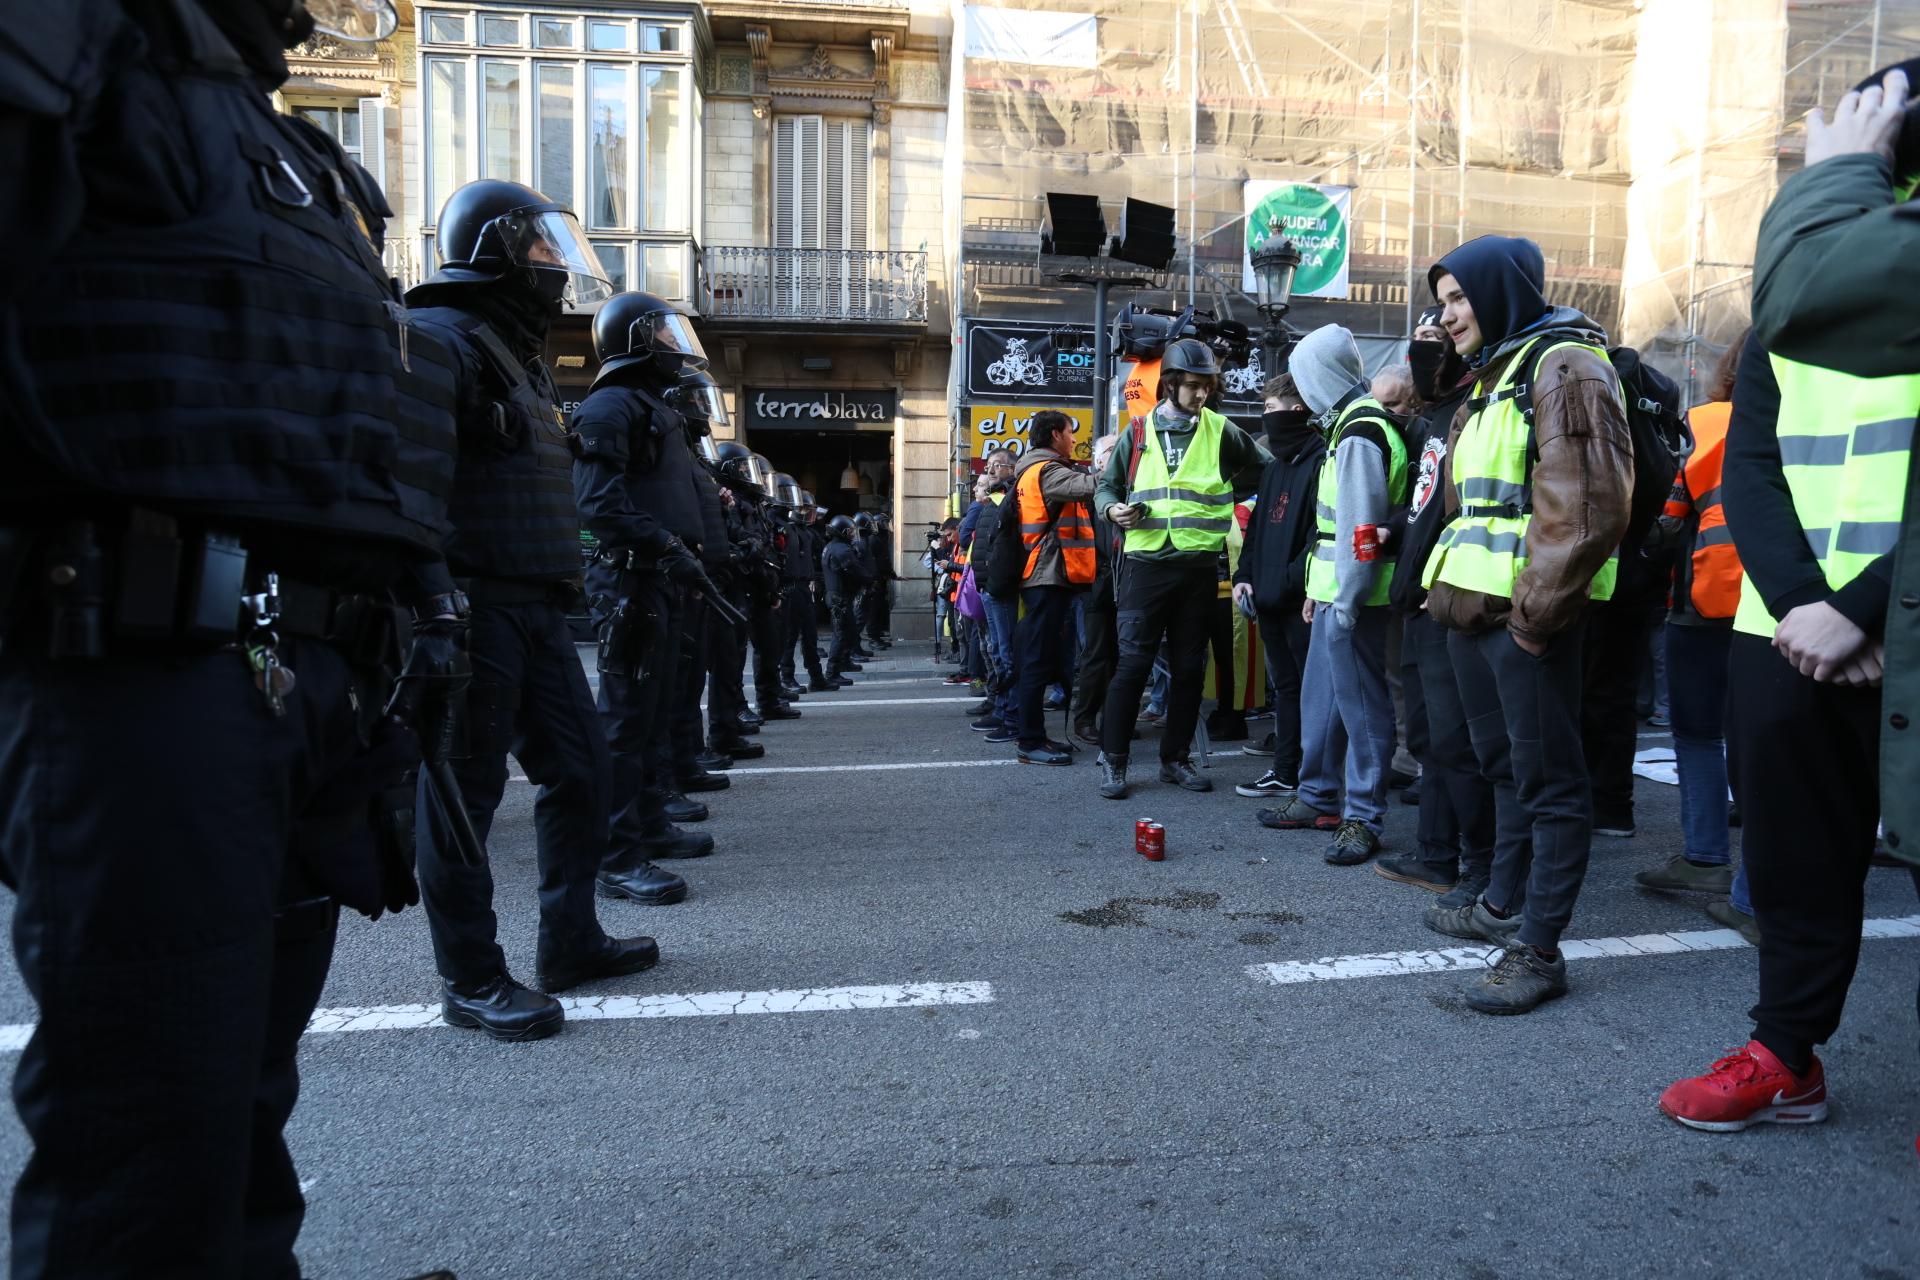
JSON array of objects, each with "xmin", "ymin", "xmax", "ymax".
[
  {"xmin": 1290, "ymin": 324, "xmax": 1369, "ymax": 419},
  {"xmin": 1293, "ymin": 326, "xmax": 1391, "ymax": 624}
]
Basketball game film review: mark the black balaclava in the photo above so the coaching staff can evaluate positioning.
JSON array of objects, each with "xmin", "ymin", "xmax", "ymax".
[
  {"xmin": 1261, "ymin": 407, "xmax": 1316, "ymax": 454},
  {"xmin": 1406, "ymin": 304, "xmax": 1464, "ymax": 400},
  {"xmin": 197, "ymin": 0, "xmax": 310, "ymax": 88}
]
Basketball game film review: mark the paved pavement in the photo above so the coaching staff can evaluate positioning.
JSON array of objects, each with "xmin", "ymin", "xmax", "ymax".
[{"xmin": 0, "ymin": 641, "xmax": 1916, "ymax": 1278}]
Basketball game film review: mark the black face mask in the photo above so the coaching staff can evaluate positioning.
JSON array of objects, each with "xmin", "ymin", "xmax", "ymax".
[
  {"xmin": 1407, "ymin": 339, "xmax": 1461, "ymax": 401},
  {"xmin": 1262, "ymin": 408, "xmax": 1314, "ymax": 450}
]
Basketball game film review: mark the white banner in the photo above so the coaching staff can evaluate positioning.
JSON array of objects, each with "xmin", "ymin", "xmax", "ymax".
[{"xmin": 964, "ymin": 7, "xmax": 1097, "ymax": 69}]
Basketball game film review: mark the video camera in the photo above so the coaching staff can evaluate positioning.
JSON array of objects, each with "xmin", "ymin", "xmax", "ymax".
[{"xmin": 1109, "ymin": 303, "xmax": 1254, "ymax": 369}]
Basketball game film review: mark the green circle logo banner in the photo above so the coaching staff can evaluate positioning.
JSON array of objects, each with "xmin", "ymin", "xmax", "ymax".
[{"xmin": 1246, "ymin": 184, "xmax": 1350, "ymax": 299}]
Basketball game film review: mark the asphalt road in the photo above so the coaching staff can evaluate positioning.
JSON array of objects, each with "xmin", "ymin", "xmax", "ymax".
[{"xmin": 0, "ymin": 641, "xmax": 1916, "ymax": 1279}]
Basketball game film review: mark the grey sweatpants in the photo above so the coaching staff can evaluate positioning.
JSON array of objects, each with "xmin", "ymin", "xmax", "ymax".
[{"xmin": 1296, "ymin": 604, "xmax": 1394, "ymax": 832}]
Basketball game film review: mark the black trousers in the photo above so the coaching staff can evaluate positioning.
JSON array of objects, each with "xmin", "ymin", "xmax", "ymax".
[
  {"xmin": 825, "ymin": 592, "xmax": 861, "ymax": 673},
  {"xmin": 1070, "ymin": 586, "xmax": 1116, "ymax": 730},
  {"xmin": 1729, "ymin": 633, "xmax": 1895, "ymax": 1070},
  {"xmin": 781, "ymin": 581, "xmax": 825, "ymax": 681},
  {"xmin": 707, "ymin": 583, "xmax": 749, "ymax": 740},
  {"xmin": 1101, "ymin": 556, "xmax": 1216, "ymax": 763},
  {"xmin": 1404, "ymin": 612, "xmax": 1495, "ymax": 876},
  {"xmin": 1207, "ymin": 596, "xmax": 1236, "ymax": 715},
  {"xmin": 748, "ymin": 592, "xmax": 783, "ymax": 705},
  {"xmin": 0, "ymin": 640, "xmax": 361, "ymax": 1279},
  {"xmin": 597, "ymin": 573, "xmax": 677, "ymax": 868},
  {"xmin": 1017, "ymin": 584, "xmax": 1076, "ymax": 745},
  {"xmin": 1449, "ymin": 623, "xmax": 1591, "ymax": 951},
  {"xmin": 1582, "ymin": 593, "xmax": 1660, "ymax": 828},
  {"xmin": 1256, "ymin": 603, "xmax": 1312, "ymax": 785},
  {"xmin": 864, "ymin": 580, "xmax": 891, "ymax": 640},
  {"xmin": 417, "ymin": 598, "xmax": 609, "ymax": 987},
  {"xmin": 668, "ymin": 588, "xmax": 711, "ymax": 776}
]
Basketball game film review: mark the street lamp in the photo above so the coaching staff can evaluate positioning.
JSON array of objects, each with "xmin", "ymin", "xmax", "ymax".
[{"xmin": 1249, "ymin": 216, "xmax": 1303, "ymax": 377}]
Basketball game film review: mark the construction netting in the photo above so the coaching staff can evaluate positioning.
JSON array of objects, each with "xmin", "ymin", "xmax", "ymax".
[{"xmin": 954, "ymin": 0, "xmax": 1920, "ymax": 400}]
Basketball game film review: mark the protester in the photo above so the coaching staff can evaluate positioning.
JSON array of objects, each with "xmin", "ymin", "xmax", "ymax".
[
  {"xmin": 1258, "ymin": 325, "xmax": 1407, "ymax": 867},
  {"xmin": 1420, "ymin": 235, "xmax": 1633, "ymax": 1014},
  {"xmin": 1070, "ymin": 434, "xmax": 1122, "ymax": 746},
  {"xmin": 1661, "ymin": 62, "xmax": 1920, "ymax": 1130},
  {"xmin": 1232, "ymin": 374, "xmax": 1325, "ymax": 801},
  {"xmin": 1093, "ymin": 339, "xmax": 1271, "ymax": 799},
  {"xmin": 1010, "ymin": 411, "xmax": 1099, "ymax": 764}
]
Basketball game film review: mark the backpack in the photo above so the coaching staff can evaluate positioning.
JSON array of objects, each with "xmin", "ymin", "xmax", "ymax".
[
  {"xmin": 976, "ymin": 491, "xmax": 1028, "ymax": 598},
  {"xmin": 1500, "ymin": 340, "xmax": 1692, "ymax": 558}
]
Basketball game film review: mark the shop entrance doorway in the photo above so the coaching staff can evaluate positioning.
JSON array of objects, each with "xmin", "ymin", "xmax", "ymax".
[{"xmin": 746, "ymin": 427, "xmax": 892, "ymax": 521}]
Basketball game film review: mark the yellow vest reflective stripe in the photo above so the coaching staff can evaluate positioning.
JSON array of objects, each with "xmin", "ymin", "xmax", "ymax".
[
  {"xmin": 1306, "ymin": 398, "xmax": 1409, "ymax": 605},
  {"xmin": 1423, "ymin": 337, "xmax": 1620, "ymax": 603},
  {"xmin": 1124, "ymin": 407, "xmax": 1236, "ymax": 553},
  {"xmin": 1731, "ymin": 356, "xmax": 1919, "ymax": 638}
]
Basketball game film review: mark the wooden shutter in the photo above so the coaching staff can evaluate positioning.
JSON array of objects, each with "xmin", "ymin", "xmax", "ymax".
[{"xmin": 356, "ymin": 97, "xmax": 386, "ymax": 194}]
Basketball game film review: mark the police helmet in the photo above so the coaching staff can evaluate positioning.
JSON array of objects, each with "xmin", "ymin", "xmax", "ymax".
[
  {"xmin": 593, "ymin": 290, "xmax": 710, "ymax": 384},
  {"xmin": 715, "ymin": 441, "xmax": 771, "ymax": 494},
  {"xmin": 431, "ymin": 179, "xmax": 611, "ymax": 305},
  {"xmin": 695, "ymin": 434, "xmax": 721, "ymax": 466},
  {"xmin": 826, "ymin": 514, "xmax": 856, "ymax": 540},
  {"xmin": 853, "ymin": 512, "xmax": 874, "ymax": 534},
  {"xmin": 666, "ymin": 368, "xmax": 728, "ymax": 435},
  {"xmin": 772, "ymin": 472, "xmax": 805, "ymax": 508}
]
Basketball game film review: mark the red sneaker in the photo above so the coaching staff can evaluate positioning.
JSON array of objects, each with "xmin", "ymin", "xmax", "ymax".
[{"xmin": 1658, "ymin": 1040, "xmax": 1828, "ymax": 1132}]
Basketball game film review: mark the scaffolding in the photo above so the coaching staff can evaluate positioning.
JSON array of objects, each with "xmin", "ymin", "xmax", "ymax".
[{"xmin": 953, "ymin": 0, "xmax": 1920, "ymax": 399}]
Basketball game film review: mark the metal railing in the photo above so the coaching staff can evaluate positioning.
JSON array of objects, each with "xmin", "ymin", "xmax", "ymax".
[{"xmin": 700, "ymin": 246, "xmax": 927, "ymax": 324}]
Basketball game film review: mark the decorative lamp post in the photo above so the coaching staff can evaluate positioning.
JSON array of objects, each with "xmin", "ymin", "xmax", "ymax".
[{"xmin": 1249, "ymin": 216, "xmax": 1303, "ymax": 377}]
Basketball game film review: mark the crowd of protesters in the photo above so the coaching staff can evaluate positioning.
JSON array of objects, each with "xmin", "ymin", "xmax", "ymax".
[{"xmin": 928, "ymin": 63, "xmax": 1920, "ymax": 1133}]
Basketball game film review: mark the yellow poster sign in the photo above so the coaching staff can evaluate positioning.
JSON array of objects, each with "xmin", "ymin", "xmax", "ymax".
[{"xmin": 966, "ymin": 405, "xmax": 1095, "ymax": 467}]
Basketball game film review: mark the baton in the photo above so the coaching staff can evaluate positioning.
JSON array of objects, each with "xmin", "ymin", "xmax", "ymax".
[{"xmin": 420, "ymin": 757, "xmax": 485, "ymax": 868}]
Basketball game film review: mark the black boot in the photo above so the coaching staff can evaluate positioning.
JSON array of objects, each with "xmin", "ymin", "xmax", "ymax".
[
  {"xmin": 737, "ymin": 709, "xmax": 764, "ymax": 728},
  {"xmin": 662, "ymin": 790, "xmax": 709, "ymax": 823},
  {"xmin": 713, "ymin": 736, "xmax": 765, "ymax": 760},
  {"xmin": 596, "ymin": 859, "xmax": 691, "ymax": 905},
  {"xmin": 537, "ymin": 933, "xmax": 663, "ymax": 993},
  {"xmin": 678, "ymin": 765, "xmax": 732, "ymax": 791},
  {"xmin": 638, "ymin": 822, "xmax": 716, "ymax": 859},
  {"xmin": 761, "ymin": 703, "xmax": 802, "ymax": 720},
  {"xmin": 441, "ymin": 975, "xmax": 564, "ymax": 1042},
  {"xmin": 780, "ymin": 682, "xmax": 805, "ymax": 700},
  {"xmin": 692, "ymin": 751, "xmax": 735, "ymax": 773},
  {"xmin": 729, "ymin": 718, "xmax": 761, "ymax": 736}
]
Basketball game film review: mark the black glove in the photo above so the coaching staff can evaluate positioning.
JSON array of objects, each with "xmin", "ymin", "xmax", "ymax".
[
  {"xmin": 389, "ymin": 617, "xmax": 471, "ymax": 765},
  {"xmin": 660, "ymin": 538, "xmax": 709, "ymax": 589}
]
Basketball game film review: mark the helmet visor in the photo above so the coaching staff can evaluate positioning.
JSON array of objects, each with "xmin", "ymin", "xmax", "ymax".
[
  {"xmin": 675, "ymin": 370, "xmax": 728, "ymax": 430},
  {"xmin": 307, "ymin": 0, "xmax": 397, "ymax": 41},
  {"xmin": 774, "ymin": 476, "xmax": 805, "ymax": 507},
  {"xmin": 485, "ymin": 209, "xmax": 613, "ymax": 304},
  {"xmin": 747, "ymin": 453, "xmax": 774, "ymax": 491},
  {"xmin": 641, "ymin": 312, "xmax": 710, "ymax": 368},
  {"xmin": 696, "ymin": 435, "xmax": 721, "ymax": 465}
]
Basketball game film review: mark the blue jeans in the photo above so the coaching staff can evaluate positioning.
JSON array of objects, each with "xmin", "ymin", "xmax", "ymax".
[
  {"xmin": 1297, "ymin": 605, "xmax": 1394, "ymax": 832},
  {"xmin": 1666, "ymin": 622, "xmax": 1732, "ymax": 867},
  {"xmin": 1146, "ymin": 647, "xmax": 1171, "ymax": 714},
  {"xmin": 984, "ymin": 592, "xmax": 1019, "ymax": 726}
]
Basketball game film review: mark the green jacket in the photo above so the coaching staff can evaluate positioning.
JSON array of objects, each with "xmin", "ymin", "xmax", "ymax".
[
  {"xmin": 1751, "ymin": 153, "xmax": 1919, "ymax": 865},
  {"xmin": 1094, "ymin": 405, "xmax": 1270, "ymax": 565}
]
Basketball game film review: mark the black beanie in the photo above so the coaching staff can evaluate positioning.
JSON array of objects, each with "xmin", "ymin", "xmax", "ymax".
[{"xmin": 1851, "ymin": 57, "xmax": 1920, "ymax": 187}]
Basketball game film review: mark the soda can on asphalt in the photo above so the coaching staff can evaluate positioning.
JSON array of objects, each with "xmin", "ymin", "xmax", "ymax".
[
  {"xmin": 1135, "ymin": 817, "xmax": 1153, "ymax": 856},
  {"xmin": 1141, "ymin": 822, "xmax": 1165, "ymax": 861}
]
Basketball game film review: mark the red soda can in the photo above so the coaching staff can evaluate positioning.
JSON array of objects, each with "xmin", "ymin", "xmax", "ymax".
[
  {"xmin": 1134, "ymin": 818, "xmax": 1153, "ymax": 856},
  {"xmin": 1141, "ymin": 822, "xmax": 1166, "ymax": 861},
  {"xmin": 1352, "ymin": 524, "xmax": 1380, "ymax": 562}
]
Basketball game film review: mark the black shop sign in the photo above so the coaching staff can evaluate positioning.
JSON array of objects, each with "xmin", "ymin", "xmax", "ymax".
[
  {"xmin": 966, "ymin": 321, "xmax": 1097, "ymax": 401},
  {"xmin": 744, "ymin": 387, "xmax": 898, "ymax": 431}
]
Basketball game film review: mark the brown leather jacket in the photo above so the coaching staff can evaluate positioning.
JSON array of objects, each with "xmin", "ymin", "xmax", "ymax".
[{"xmin": 1426, "ymin": 342, "xmax": 1634, "ymax": 642}]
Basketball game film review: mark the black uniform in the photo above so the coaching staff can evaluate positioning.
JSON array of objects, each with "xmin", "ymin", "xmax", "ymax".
[
  {"xmin": 706, "ymin": 488, "xmax": 755, "ymax": 743},
  {"xmin": 865, "ymin": 525, "xmax": 895, "ymax": 642},
  {"xmin": 823, "ymin": 536, "xmax": 869, "ymax": 674},
  {"xmin": 781, "ymin": 519, "xmax": 828, "ymax": 685},
  {"xmin": 671, "ymin": 467, "xmax": 730, "ymax": 769},
  {"xmin": 572, "ymin": 374, "xmax": 707, "ymax": 882},
  {"xmin": 0, "ymin": 4, "xmax": 457, "ymax": 1274},
  {"xmin": 740, "ymin": 494, "xmax": 788, "ymax": 709},
  {"xmin": 404, "ymin": 287, "xmax": 617, "ymax": 990}
]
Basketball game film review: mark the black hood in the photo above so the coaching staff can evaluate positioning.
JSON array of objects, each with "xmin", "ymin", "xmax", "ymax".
[{"xmin": 1429, "ymin": 235, "xmax": 1552, "ymax": 350}]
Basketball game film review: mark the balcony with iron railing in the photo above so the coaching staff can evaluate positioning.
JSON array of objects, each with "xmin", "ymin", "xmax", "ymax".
[{"xmin": 698, "ymin": 246, "xmax": 928, "ymax": 331}]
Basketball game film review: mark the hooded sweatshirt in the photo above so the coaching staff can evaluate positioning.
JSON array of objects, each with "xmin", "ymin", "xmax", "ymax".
[
  {"xmin": 1423, "ymin": 236, "xmax": 1634, "ymax": 641},
  {"xmin": 1292, "ymin": 324, "xmax": 1394, "ymax": 622}
]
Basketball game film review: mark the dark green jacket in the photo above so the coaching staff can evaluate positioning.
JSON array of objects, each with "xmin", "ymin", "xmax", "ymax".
[{"xmin": 1751, "ymin": 153, "xmax": 1920, "ymax": 864}]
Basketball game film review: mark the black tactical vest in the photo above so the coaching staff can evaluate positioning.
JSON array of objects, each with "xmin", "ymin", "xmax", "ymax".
[
  {"xmin": 783, "ymin": 523, "xmax": 816, "ymax": 581},
  {"xmin": 618, "ymin": 390, "xmax": 706, "ymax": 545},
  {"xmin": 695, "ymin": 465, "xmax": 730, "ymax": 568},
  {"xmin": 408, "ymin": 306, "xmax": 581, "ymax": 583},
  {"xmin": 8, "ymin": 2, "xmax": 455, "ymax": 557}
]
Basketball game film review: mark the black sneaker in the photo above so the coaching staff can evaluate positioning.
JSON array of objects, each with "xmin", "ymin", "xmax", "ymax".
[
  {"xmin": 1633, "ymin": 855, "xmax": 1732, "ymax": 894},
  {"xmin": 1324, "ymin": 819, "xmax": 1381, "ymax": 866},
  {"xmin": 970, "ymin": 716, "xmax": 1004, "ymax": 733},
  {"xmin": 1424, "ymin": 896, "xmax": 1522, "ymax": 945},
  {"xmin": 1241, "ymin": 731, "xmax": 1277, "ymax": 758},
  {"xmin": 1234, "ymin": 770, "xmax": 1296, "ymax": 799},
  {"xmin": 1463, "ymin": 944, "xmax": 1569, "ymax": 1015},
  {"xmin": 1158, "ymin": 759, "xmax": 1212, "ymax": 792},
  {"xmin": 1374, "ymin": 852, "xmax": 1456, "ymax": 891},
  {"xmin": 1433, "ymin": 873, "xmax": 1488, "ymax": 912},
  {"xmin": 985, "ymin": 726, "xmax": 1018, "ymax": 743},
  {"xmin": 965, "ymin": 699, "xmax": 994, "ymax": 717}
]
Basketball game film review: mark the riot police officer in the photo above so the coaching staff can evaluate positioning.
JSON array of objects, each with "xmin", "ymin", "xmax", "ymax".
[
  {"xmin": 822, "ymin": 515, "xmax": 870, "ymax": 678},
  {"xmin": 768, "ymin": 473, "xmax": 820, "ymax": 697},
  {"xmin": 572, "ymin": 290, "xmax": 727, "ymax": 905},
  {"xmin": 712, "ymin": 446, "xmax": 798, "ymax": 729},
  {"xmin": 745, "ymin": 453, "xmax": 800, "ymax": 712},
  {"xmin": 866, "ymin": 510, "xmax": 897, "ymax": 648},
  {"xmin": 0, "ymin": 1, "xmax": 458, "ymax": 1274},
  {"xmin": 405, "ymin": 180, "xmax": 656, "ymax": 1042}
]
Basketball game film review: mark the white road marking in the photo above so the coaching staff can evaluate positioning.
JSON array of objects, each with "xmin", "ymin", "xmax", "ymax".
[
  {"xmin": 775, "ymin": 697, "xmax": 978, "ymax": 707},
  {"xmin": 1247, "ymin": 915, "xmax": 1920, "ymax": 986},
  {"xmin": 0, "ymin": 982, "xmax": 995, "ymax": 1053},
  {"xmin": 729, "ymin": 759, "xmax": 1020, "ymax": 776}
]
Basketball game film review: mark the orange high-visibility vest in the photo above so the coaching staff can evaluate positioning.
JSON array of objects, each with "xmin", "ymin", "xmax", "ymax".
[
  {"xmin": 1016, "ymin": 461, "xmax": 1096, "ymax": 585},
  {"xmin": 1668, "ymin": 401, "xmax": 1741, "ymax": 619}
]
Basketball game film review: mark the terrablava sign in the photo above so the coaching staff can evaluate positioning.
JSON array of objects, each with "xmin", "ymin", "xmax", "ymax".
[{"xmin": 744, "ymin": 387, "xmax": 898, "ymax": 429}]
